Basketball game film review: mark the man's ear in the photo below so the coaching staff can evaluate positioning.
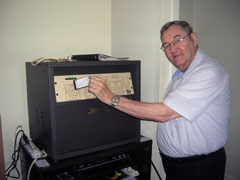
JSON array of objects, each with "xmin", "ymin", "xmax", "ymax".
[{"xmin": 190, "ymin": 32, "xmax": 198, "ymax": 47}]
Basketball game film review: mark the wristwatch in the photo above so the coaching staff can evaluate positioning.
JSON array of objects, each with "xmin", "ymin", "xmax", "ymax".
[{"xmin": 111, "ymin": 95, "xmax": 120, "ymax": 107}]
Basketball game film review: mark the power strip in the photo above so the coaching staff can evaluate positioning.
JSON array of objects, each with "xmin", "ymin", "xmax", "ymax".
[{"xmin": 21, "ymin": 136, "xmax": 43, "ymax": 159}]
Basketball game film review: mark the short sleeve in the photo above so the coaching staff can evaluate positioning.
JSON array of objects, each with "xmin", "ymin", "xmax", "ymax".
[{"xmin": 164, "ymin": 64, "xmax": 226, "ymax": 122}]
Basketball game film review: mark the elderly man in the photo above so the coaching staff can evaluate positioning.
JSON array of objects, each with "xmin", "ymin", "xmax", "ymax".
[{"xmin": 88, "ymin": 20, "xmax": 231, "ymax": 180}]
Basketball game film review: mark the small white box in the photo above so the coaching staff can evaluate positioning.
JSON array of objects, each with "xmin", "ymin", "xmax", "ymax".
[{"xmin": 74, "ymin": 76, "xmax": 90, "ymax": 90}]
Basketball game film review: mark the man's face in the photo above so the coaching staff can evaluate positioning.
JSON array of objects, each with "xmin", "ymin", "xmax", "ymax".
[{"xmin": 161, "ymin": 25, "xmax": 198, "ymax": 72}]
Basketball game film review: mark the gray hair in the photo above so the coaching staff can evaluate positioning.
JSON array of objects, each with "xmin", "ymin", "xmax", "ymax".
[{"xmin": 160, "ymin": 20, "xmax": 193, "ymax": 38}]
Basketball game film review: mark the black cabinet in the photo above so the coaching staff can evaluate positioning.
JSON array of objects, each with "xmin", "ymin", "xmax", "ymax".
[
  {"xmin": 25, "ymin": 61, "xmax": 141, "ymax": 162},
  {"xmin": 21, "ymin": 136, "xmax": 152, "ymax": 180}
]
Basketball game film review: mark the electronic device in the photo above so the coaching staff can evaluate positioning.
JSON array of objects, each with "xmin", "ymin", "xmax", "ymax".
[
  {"xmin": 56, "ymin": 172, "xmax": 74, "ymax": 180},
  {"xmin": 25, "ymin": 61, "xmax": 141, "ymax": 162},
  {"xmin": 73, "ymin": 76, "xmax": 90, "ymax": 90},
  {"xmin": 21, "ymin": 135, "xmax": 43, "ymax": 159}
]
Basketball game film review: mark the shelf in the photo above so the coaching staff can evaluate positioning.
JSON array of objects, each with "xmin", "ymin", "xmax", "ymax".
[{"xmin": 20, "ymin": 136, "xmax": 152, "ymax": 180}]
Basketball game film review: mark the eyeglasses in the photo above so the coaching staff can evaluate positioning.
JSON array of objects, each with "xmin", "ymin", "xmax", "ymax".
[{"xmin": 161, "ymin": 34, "xmax": 190, "ymax": 52}]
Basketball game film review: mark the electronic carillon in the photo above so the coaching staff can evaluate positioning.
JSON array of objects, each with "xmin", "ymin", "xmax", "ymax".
[{"xmin": 26, "ymin": 60, "xmax": 141, "ymax": 162}]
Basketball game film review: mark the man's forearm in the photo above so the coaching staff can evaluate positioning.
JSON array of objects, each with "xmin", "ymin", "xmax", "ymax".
[{"xmin": 115, "ymin": 96, "xmax": 180, "ymax": 122}]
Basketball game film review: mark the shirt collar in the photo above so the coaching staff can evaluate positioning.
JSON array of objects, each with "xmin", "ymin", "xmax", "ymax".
[{"xmin": 172, "ymin": 69, "xmax": 184, "ymax": 80}]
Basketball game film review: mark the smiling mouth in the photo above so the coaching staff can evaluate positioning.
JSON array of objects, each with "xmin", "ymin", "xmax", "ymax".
[
  {"xmin": 172, "ymin": 51, "xmax": 181, "ymax": 58},
  {"xmin": 173, "ymin": 54, "xmax": 181, "ymax": 59}
]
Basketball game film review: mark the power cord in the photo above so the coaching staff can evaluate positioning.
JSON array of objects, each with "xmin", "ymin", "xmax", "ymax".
[
  {"xmin": 31, "ymin": 57, "xmax": 75, "ymax": 66},
  {"xmin": 151, "ymin": 160, "xmax": 162, "ymax": 180},
  {"xmin": 27, "ymin": 157, "xmax": 40, "ymax": 180},
  {"xmin": 5, "ymin": 126, "xmax": 45, "ymax": 180},
  {"xmin": 5, "ymin": 126, "xmax": 24, "ymax": 180}
]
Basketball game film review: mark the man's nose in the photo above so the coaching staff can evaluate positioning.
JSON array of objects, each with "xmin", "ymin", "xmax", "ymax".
[{"xmin": 170, "ymin": 44, "xmax": 178, "ymax": 53}]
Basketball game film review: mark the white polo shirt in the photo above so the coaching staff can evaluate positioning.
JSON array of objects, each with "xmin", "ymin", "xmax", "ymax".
[{"xmin": 157, "ymin": 48, "xmax": 231, "ymax": 158}]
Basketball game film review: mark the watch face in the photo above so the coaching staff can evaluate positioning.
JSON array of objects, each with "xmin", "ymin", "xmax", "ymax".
[
  {"xmin": 113, "ymin": 96, "xmax": 119, "ymax": 102},
  {"xmin": 111, "ymin": 95, "xmax": 120, "ymax": 106}
]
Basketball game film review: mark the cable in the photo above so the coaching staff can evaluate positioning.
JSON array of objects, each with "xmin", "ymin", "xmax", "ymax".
[
  {"xmin": 14, "ymin": 125, "xmax": 23, "ymax": 137},
  {"xmin": 31, "ymin": 57, "xmax": 75, "ymax": 66},
  {"xmin": 151, "ymin": 160, "xmax": 162, "ymax": 180},
  {"xmin": 5, "ymin": 126, "xmax": 45, "ymax": 180},
  {"xmin": 27, "ymin": 157, "xmax": 39, "ymax": 180},
  {"xmin": 5, "ymin": 128, "xmax": 24, "ymax": 179}
]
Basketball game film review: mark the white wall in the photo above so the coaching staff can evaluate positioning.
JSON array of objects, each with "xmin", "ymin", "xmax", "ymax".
[
  {"xmin": 1, "ymin": 0, "xmax": 172, "ymax": 179},
  {"xmin": 111, "ymin": 0, "xmax": 164, "ymax": 178},
  {"xmin": 180, "ymin": 0, "xmax": 240, "ymax": 179},
  {"xmin": 111, "ymin": 0, "xmax": 179, "ymax": 179},
  {"xmin": 0, "ymin": 0, "xmax": 111, "ymax": 179}
]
